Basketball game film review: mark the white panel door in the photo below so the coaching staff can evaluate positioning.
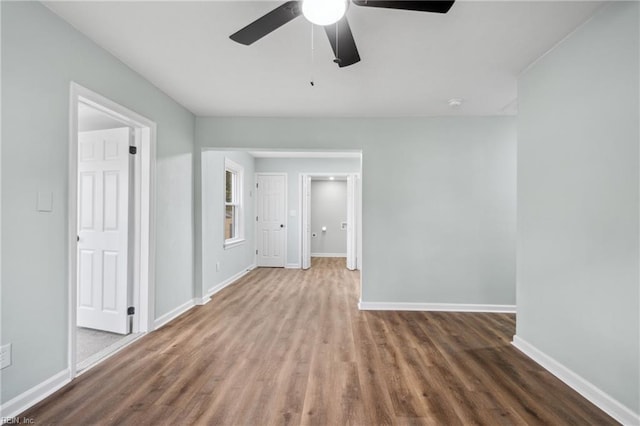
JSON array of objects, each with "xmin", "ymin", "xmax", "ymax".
[
  {"xmin": 77, "ymin": 127, "xmax": 130, "ymax": 334},
  {"xmin": 256, "ymin": 174, "xmax": 287, "ymax": 267}
]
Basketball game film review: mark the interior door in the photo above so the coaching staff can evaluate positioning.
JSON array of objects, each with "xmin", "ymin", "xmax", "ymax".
[
  {"xmin": 301, "ymin": 175, "xmax": 311, "ymax": 270},
  {"xmin": 256, "ymin": 174, "xmax": 287, "ymax": 267},
  {"xmin": 77, "ymin": 127, "xmax": 131, "ymax": 334}
]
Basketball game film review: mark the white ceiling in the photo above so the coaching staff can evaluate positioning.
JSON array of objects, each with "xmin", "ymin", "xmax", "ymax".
[{"xmin": 45, "ymin": 1, "xmax": 604, "ymax": 117}]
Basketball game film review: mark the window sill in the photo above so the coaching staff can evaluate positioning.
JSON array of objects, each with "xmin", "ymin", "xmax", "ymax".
[{"xmin": 224, "ymin": 238, "xmax": 245, "ymax": 250}]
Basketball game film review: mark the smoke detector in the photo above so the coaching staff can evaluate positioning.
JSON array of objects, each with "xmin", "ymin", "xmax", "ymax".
[{"xmin": 448, "ymin": 98, "xmax": 464, "ymax": 108}]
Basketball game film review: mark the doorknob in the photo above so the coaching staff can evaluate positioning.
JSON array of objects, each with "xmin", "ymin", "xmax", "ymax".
[{"xmin": 280, "ymin": 224, "xmax": 284, "ymax": 228}]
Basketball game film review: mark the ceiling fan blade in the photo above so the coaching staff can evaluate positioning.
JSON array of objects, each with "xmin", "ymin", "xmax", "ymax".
[
  {"xmin": 324, "ymin": 17, "xmax": 361, "ymax": 68},
  {"xmin": 230, "ymin": 1, "xmax": 302, "ymax": 45},
  {"xmin": 352, "ymin": 0, "xmax": 455, "ymax": 13}
]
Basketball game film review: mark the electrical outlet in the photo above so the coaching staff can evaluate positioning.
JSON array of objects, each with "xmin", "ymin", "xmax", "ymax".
[
  {"xmin": 215, "ymin": 262, "xmax": 220, "ymax": 272},
  {"xmin": 0, "ymin": 343, "xmax": 12, "ymax": 369}
]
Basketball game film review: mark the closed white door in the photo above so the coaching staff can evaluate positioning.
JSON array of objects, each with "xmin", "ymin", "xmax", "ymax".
[
  {"xmin": 77, "ymin": 127, "xmax": 131, "ymax": 334},
  {"xmin": 256, "ymin": 174, "xmax": 287, "ymax": 267}
]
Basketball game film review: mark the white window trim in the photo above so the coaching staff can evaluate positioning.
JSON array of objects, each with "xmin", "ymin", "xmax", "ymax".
[{"xmin": 224, "ymin": 158, "xmax": 245, "ymax": 249}]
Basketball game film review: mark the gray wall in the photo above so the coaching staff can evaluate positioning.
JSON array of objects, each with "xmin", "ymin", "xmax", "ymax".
[
  {"xmin": 254, "ymin": 157, "xmax": 360, "ymax": 266},
  {"xmin": 201, "ymin": 151, "xmax": 255, "ymax": 294},
  {"xmin": 1, "ymin": 2, "xmax": 195, "ymax": 403},
  {"xmin": 196, "ymin": 116, "xmax": 517, "ymax": 305},
  {"xmin": 311, "ymin": 181, "xmax": 347, "ymax": 256},
  {"xmin": 517, "ymin": 1, "xmax": 639, "ymax": 414}
]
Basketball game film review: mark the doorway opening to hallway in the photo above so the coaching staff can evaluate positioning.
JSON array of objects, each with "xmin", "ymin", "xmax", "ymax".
[{"xmin": 69, "ymin": 83, "xmax": 157, "ymax": 376}]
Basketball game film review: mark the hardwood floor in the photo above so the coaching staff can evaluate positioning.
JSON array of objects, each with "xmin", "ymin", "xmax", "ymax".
[{"xmin": 24, "ymin": 257, "xmax": 616, "ymax": 425}]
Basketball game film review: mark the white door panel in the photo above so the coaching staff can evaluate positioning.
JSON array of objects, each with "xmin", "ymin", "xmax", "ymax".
[
  {"xmin": 78, "ymin": 249, "xmax": 95, "ymax": 307},
  {"xmin": 77, "ymin": 127, "xmax": 130, "ymax": 334},
  {"xmin": 256, "ymin": 174, "xmax": 287, "ymax": 267}
]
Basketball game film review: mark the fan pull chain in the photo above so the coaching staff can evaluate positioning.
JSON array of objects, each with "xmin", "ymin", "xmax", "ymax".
[
  {"xmin": 332, "ymin": 21, "xmax": 342, "ymax": 66},
  {"xmin": 310, "ymin": 24, "xmax": 315, "ymax": 87},
  {"xmin": 335, "ymin": 22, "xmax": 339, "ymax": 61}
]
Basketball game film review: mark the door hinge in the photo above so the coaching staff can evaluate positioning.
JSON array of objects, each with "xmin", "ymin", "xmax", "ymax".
[
  {"xmin": 129, "ymin": 146, "xmax": 137, "ymax": 155},
  {"xmin": 127, "ymin": 306, "xmax": 135, "ymax": 315},
  {"xmin": 256, "ymin": 216, "xmax": 258, "ymax": 222},
  {"xmin": 256, "ymin": 249, "xmax": 258, "ymax": 255},
  {"xmin": 256, "ymin": 183, "xmax": 259, "ymax": 188}
]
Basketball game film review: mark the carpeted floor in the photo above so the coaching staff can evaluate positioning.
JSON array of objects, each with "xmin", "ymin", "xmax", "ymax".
[{"xmin": 76, "ymin": 327, "xmax": 125, "ymax": 367}]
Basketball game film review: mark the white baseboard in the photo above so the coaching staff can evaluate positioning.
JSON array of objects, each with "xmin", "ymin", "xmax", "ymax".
[
  {"xmin": 153, "ymin": 298, "xmax": 196, "ymax": 330},
  {"xmin": 512, "ymin": 335, "xmax": 639, "ymax": 425},
  {"xmin": 311, "ymin": 253, "xmax": 347, "ymax": 258},
  {"xmin": 207, "ymin": 264, "xmax": 256, "ymax": 298},
  {"xmin": 0, "ymin": 369, "xmax": 70, "ymax": 420},
  {"xmin": 0, "ymin": 263, "xmax": 258, "ymax": 422},
  {"xmin": 154, "ymin": 264, "xmax": 257, "ymax": 331},
  {"xmin": 285, "ymin": 263, "xmax": 300, "ymax": 269},
  {"xmin": 358, "ymin": 301, "xmax": 516, "ymax": 313},
  {"xmin": 195, "ymin": 296, "xmax": 211, "ymax": 306}
]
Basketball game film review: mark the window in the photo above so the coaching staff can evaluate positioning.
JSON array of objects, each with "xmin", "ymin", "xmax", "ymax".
[{"xmin": 224, "ymin": 158, "xmax": 244, "ymax": 248}]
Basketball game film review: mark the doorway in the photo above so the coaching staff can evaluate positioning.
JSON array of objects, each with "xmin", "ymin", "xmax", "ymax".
[
  {"xmin": 300, "ymin": 173, "xmax": 360, "ymax": 271},
  {"xmin": 200, "ymin": 149, "xmax": 363, "ymax": 307},
  {"xmin": 69, "ymin": 83, "xmax": 156, "ymax": 376}
]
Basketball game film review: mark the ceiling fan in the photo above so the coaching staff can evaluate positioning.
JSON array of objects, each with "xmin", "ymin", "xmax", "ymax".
[{"xmin": 230, "ymin": 0, "xmax": 455, "ymax": 68}]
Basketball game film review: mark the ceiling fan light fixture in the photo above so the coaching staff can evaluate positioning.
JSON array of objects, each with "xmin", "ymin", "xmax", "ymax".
[{"xmin": 302, "ymin": 0, "xmax": 348, "ymax": 26}]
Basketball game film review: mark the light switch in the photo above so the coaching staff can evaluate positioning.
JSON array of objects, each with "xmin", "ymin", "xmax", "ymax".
[{"xmin": 37, "ymin": 191, "xmax": 53, "ymax": 212}]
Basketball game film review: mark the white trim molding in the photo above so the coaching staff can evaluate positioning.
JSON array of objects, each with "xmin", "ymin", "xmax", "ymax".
[
  {"xmin": 0, "ymin": 369, "xmax": 70, "ymax": 420},
  {"xmin": 512, "ymin": 336, "xmax": 639, "ymax": 425},
  {"xmin": 207, "ymin": 264, "xmax": 257, "ymax": 298},
  {"xmin": 153, "ymin": 299, "xmax": 196, "ymax": 330},
  {"xmin": 224, "ymin": 158, "xmax": 245, "ymax": 248},
  {"xmin": 311, "ymin": 253, "xmax": 347, "ymax": 258},
  {"xmin": 285, "ymin": 263, "xmax": 301, "ymax": 269},
  {"xmin": 196, "ymin": 296, "xmax": 211, "ymax": 306},
  {"xmin": 68, "ymin": 82, "xmax": 157, "ymax": 380},
  {"xmin": 358, "ymin": 301, "xmax": 516, "ymax": 313}
]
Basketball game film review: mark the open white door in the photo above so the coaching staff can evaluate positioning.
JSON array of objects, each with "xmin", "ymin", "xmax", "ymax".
[
  {"xmin": 301, "ymin": 175, "xmax": 312, "ymax": 270},
  {"xmin": 77, "ymin": 127, "xmax": 130, "ymax": 334},
  {"xmin": 346, "ymin": 175, "xmax": 357, "ymax": 270},
  {"xmin": 256, "ymin": 173, "xmax": 287, "ymax": 267}
]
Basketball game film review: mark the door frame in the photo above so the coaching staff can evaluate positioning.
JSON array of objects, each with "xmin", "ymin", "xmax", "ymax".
[
  {"xmin": 299, "ymin": 173, "xmax": 361, "ymax": 270},
  {"xmin": 68, "ymin": 82, "xmax": 157, "ymax": 378},
  {"xmin": 300, "ymin": 175, "xmax": 311, "ymax": 269},
  {"xmin": 254, "ymin": 172, "xmax": 288, "ymax": 267}
]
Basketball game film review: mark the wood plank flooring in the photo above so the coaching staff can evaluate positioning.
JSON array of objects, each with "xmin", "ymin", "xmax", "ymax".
[{"xmin": 24, "ymin": 258, "xmax": 616, "ymax": 425}]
